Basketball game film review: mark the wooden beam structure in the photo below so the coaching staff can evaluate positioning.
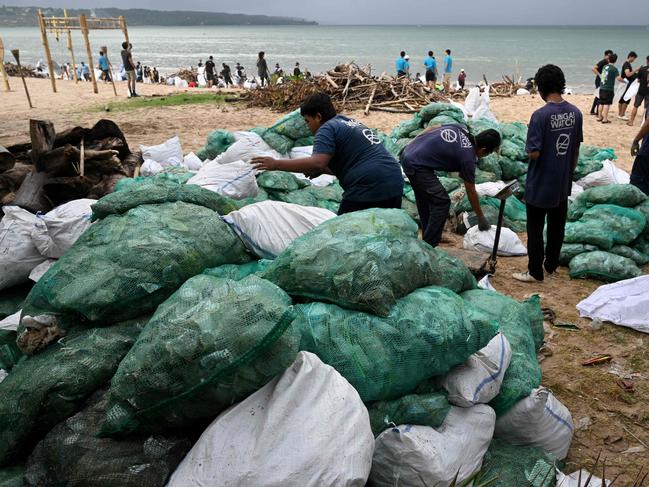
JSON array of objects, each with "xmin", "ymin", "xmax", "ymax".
[
  {"xmin": 0, "ymin": 37, "xmax": 11, "ymax": 92},
  {"xmin": 78, "ymin": 14, "xmax": 98, "ymax": 94},
  {"xmin": 64, "ymin": 9, "xmax": 79, "ymax": 82},
  {"xmin": 37, "ymin": 9, "xmax": 57, "ymax": 93}
]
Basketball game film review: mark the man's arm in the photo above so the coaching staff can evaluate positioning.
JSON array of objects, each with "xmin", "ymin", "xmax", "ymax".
[
  {"xmin": 592, "ymin": 64, "xmax": 602, "ymax": 76},
  {"xmin": 252, "ymin": 153, "xmax": 332, "ymax": 175},
  {"xmin": 632, "ymin": 119, "xmax": 649, "ymax": 156},
  {"xmin": 464, "ymin": 181, "xmax": 490, "ymax": 230}
]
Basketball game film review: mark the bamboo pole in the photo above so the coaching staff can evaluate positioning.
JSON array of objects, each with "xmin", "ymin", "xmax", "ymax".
[
  {"xmin": 119, "ymin": 16, "xmax": 130, "ymax": 44},
  {"xmin": 64, "ymin": 9, "xmax": 79, "ymax": 82},
  {"xmin": 37, "ymin": 10, "xmax": 57, "ymax": 93},
  {"xmin": 0, "ymin": 37, "xmax": 10, "ymax": 92},
  {"xmin": 11, "ymin": 49, "xmax": 33, "ymax": 108},
  {"xmin": 79, "ymin": 14, "xmax": 98, "ymax": 94},
  {"xmin": 101, "ymin": 45, "xmax": 118, "ymax": 96}
]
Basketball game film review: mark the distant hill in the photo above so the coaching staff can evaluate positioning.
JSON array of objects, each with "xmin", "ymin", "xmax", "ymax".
[{"xmin": 0, "ymin": 6, "xmax": 318, "ymax": 27}]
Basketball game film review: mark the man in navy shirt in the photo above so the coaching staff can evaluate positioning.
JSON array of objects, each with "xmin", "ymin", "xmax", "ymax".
[
  {"xmin": 631, "ymin": 118, "xmax": 649, "ymax": 194},
  {"xmin": 513, "ymin": 64, "xmax": 583, "ymax": 283},
  {"xmin": 401, "ymin": 125, "xmax": 501, "ymax": 246},
  {"xmin": 252, "ymin": 93, "xmax": 404, "ymax": 214}
]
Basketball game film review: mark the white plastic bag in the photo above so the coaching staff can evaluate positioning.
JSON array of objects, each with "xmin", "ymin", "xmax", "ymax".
[
  {"xmin": 557, "ymin": 469, "xmax": 610, "ymax": 487},
  {"xmin": 475, "ymin": 180, "xmax": 507, "ymax": 197},
  {"xmin": 477, "ymin": 274, "xmax": 496, "ymax": 291},
  {"xmin": 139, "ymin": 136, "xmax": 184, "ymax": 167},
  {"xmin": 576, "ymin": 160, "xmax": 630, "ymax": 188},
  {"xmin": 0, "ymin": 206, "xmax": 47, "ymax": 291},
  {"xmin": 168, "ymin": 352, "xmax": 374, "ymax": 487},
  {"xmin": 29, "ymin": 259, "xmax": 56, "ymax": 282},
  {"xmin": 30, "ymin": 199, "xmax": 95, "ymax": 259},
  {"xmin": 494, "ymin": 387, "xmax": 574, "ymax": 460},
  {"xmin": 576, "ymin": 275, "xmax": 649, "ymax": 333},
  {"xmin": 369, "ymin": 405, "xmax": 496, "ymax": 487},
  {"xmin": 463, "ymin": 225, "xmax": 527, "ymax": 256},
  {"xmin": 218, "ymin": 132, "xmax": 281, "ymax": 164},
  {"xmin": 569, "ymin": 181, "xmax": 584, "ymax": 201},
  {"xmin": 0, "ymin": 310, "xmax": 21, "ymax": 331},
  {"xmin": 183, "ymin": 152, "xmax": 203, "ymax": 171},
  {"xmin": 292, "ymin": 172, "xmax": 337, "ymax": 187},
  {"xmin": 464, "ymin": 87, "xmax": 481, "ymax": 116},
  {"xmin": 139, "ymin": 159, "xmax": 163, "ymax": 176},
  {"xmin": 224, "ymin": 200, "xmax": 336, "ymax": 259},
  {"xmin": 440, "ymin": 332, "xmax": 512, "ymax": 407},
  {"xmin": 472, "ymin": 87, "xmax": 498, "ymax": 122},
  {"xmin": 290, "ymin": 145, "xmax": 314, "ymax": 159},
  {"xmin": 187, "ymin": 160, "xmax": 258, "ymax": 199}
]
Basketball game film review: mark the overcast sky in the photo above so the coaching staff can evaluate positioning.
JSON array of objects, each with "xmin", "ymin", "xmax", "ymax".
[{"xmin": 8, "ymin": 0, "xmax": 649, "ymax": 25}]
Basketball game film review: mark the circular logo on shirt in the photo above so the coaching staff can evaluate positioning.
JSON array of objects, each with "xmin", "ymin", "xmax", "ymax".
[
  {"xmin": 363, "ymin": 129, "xmax": 381, "ymax": 145},
  {"xmin": 440, "ymin": 129, "xmax": 458, "ymax": 143},
  {"xmin": 556, "ymin": 134, "xmax": 570, "ymax": 156}
]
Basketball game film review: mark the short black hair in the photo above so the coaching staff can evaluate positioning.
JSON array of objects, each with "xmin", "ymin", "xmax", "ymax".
[
  {"xmin": 428, "ymin": 50, "xmax": 433, "ymax": 56},
  {"xmin": 122, "ymin": 41, "xmax": 128, "ymax": 49},
  {"xmin": 473, "ymin": 129, "xmax": 501, "ymax": 153},
  {"xmin": 400, "ymin": 51, "xmax": 406, "ymax": 57},
  {"xmin": 99, "ymin": 51, "xmax": 103, "ymax": 55},
  {"xmin": 446, "ymin": 49, "xmax": 451, "ymax": 54},
  {"xmin": 534, "ymin": 64, "xmax": 566, "ymax": 97},
  {"xmin": 300, "ymin": 93, "xmax": 337, "ymax": 123},
  {"xmin": 258, "ymin": 51, "xmax": 265, "ymax": 57},
  {"xmin": 608, "ymin": 53, "xmax": 618, "ymax": 63},
  {"xmin": 605, "ymin": 49, "xmax": 613, "ymax": 56},
  {"xmin": 628, "ymin": 51, "xmax": 638, "ymax": 58}
]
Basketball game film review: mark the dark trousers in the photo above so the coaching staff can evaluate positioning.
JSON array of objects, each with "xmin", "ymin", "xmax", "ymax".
[
  {"xmin": 590, "ymin": 78, "xmax": 601, "ymax": 114},
  {"xmin": 337, "ymin": 195, "xmax": 402, "ymax": 215},
  {"xmin": 404, "ymin": 166, "xmax": 450, "ymax": 247},
  {"xmin": 526, "ymin": 200, "xmax": 568, "ymax": 281},
  {"xmin": 631, "ymin": 154, "xmax": 649, "ymax": 195}
]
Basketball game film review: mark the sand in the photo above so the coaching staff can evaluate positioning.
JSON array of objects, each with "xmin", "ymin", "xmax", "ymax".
[{"xmin": 1, "ymin": 77, "xmax": 648, "ymax": 481}]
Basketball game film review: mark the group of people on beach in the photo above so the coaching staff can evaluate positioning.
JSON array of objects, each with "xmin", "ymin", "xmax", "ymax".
[
  {"xmin": 591, "ymin": 49, "xmax": 649, "ymax": 126},
  {"xmin": 396, "ymin": 50, "xmax": 464, "ymax": 92}
]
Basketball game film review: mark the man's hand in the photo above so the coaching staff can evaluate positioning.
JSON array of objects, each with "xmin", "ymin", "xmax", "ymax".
[
  {"xmin": 631, "ymin": 141, "xmax": 640, "ymax": 157},
  {"xmin": 251, "ymin": 156, "xmax": 278, "ymax": 171},
  {"xmin": 478, "ymin": 216, "xmax": 491, "ymax": 231}
]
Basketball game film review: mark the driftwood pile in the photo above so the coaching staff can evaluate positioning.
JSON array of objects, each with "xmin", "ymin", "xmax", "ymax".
[
  {"xmin": 1, "ymin": 119, "xmax": 141, "ymax": 213},
  {"xmin": 2, "ymin": 62, "xmax": 43, "ymax": 79},
  {"xmin": 169, "ymin": 68, "xmax": 198, "ymax": 83},
  {"xmin": 246, "ymin": 63, "xmax": 451, "ymax": 114}
]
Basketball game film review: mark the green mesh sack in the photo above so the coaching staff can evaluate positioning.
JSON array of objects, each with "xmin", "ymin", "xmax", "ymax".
[
  {"xmin": 19, "ymin": 201, "xmax": 252, "ymax": 344},
  {"xmin": 438, "ymin": 176, "xmax": 462, "ymax": 193},
  {"xmin": 261, "ymin": 130, "xmax": 294, "ymax": 154},
  {"xmin": 610, "ymin": 244, "xmax": 649, "ymax": 266},
  {"xmin": 203, "ymin": 260, "xmax": 272, "ymax": 280},
  {"xmin": 0, "ymin": 466, "xmax": 24, "ymax": 487},
  {"xmin": 427, "ymin": 115, "xmax": 465, "ymax": 128},
  {"xmin": 294, "ymin": 286, "xmax": 498, "ymax": 402},
  {"xmin": 568, "ymin": 184, "xmax": 647, "ymax": 221},
  {"xmin": 482, "ymin": 439, "xmax": 557, "ymax": 487},
  {"xmin": 468, "ymin": 118, "xmax": 501, "ymax": 136},
  {"xmin": 500, "ymin": 140, "xmax": 527, "ymax": 161},
  {"xmin": 461, "ymin": 290, "xmax": 542, "ymax": 416},
  {"xmin": 403, "ymin": 183, "xmax": 416, "ymax": 203},
  {"xmin": 499, "ymin": 156, "xmax": 529, "ymax": 180},
  {"xmin": 478, "ymin": 153, "xmax": 503, "ymax": 180},
  {"xmin": 391, "ymin": 115, "xmax": 423, "ymax": 139},
  {"xmin": 499, "ymin": 122, "xmax": 528, "ymax": 143},
  {"xmin": 483, "ymin": 195, "xmax": 527, "ymax": 222},
  {"xmin": 114, "ymin": 171, "xmax": 193, "ymax": 192},
  {"xmin": 564, "ymin": 204, "xmax": 646, "ymax": 250},
  {"xmin": 408, "ymin": 128, "xmax": 424, "ymax": 138},
  {"xmin": 231, "ymin": 187, "xmax": 269, "ymax": 209},
  {"xmin": 559, "ymin": 243, "xmax": 598, "ymax": 266},
  {"xmin": 263, "ymin": 220, "xmax": 476, "ymax": 316},
  {"xmin": 195, "ymin": 129, "xmax": 235, "ymax": 160},
  {"xmin": 400, "ymin": 198, "xmax": 420, "ymax": 225},
  {"xmin": 367, "ymin": 392, "xmax": 451, "ymax": 436},
  {"xmin": 0, "ymin": 283, "xmax": 32, "ymax": 320},
  {"xmin": 257, "ymin": 171, "xmax": 304, "ymax": 192},
  {"xmin": 92, "ymin": 180, "xmax": 237, "ymax": 220},
  {"xmin": 0, "ymin": 320, "xmax": 145, "ymax": 466},
  {"xmin": 101, "ymin": 275, "xmax": 298, "ymax": 436},
  {"xmin": 0, "ymin": 331, "xmax": 22, "ymax": 371},
  {"xmin": 24, "ymin": 389, "xmax": 193, "ymax": 487},
  {"xmin": 633, "ymin": 235, "xmax": 649, "ymax": 255},
  {"xmin": 475, "ymin": 168, "xmax": 498, "ymax": 183},
  {"xmin": 579, "ymin": 145, "xmax": 617, "ymax": 161},
  {"xmin": 374, "ymin": 131, "xmax": 401, "ymax": 159},
  {"xmin": 419, "ymin": 102, "xmax": 463, "ymax": 123},
  {"xmin": 294, "ymin": 135, "xmax": 315, "ymax": 147},
  {"xmin": 569, "ymin": 251, "xmax": 642, "ymax": 282},
  {"xmin": 635, "ymin": 199, "xmax": 649, "ymax": 236},
  {"xmin": 274, "ymin": 188, "xmax": 320, "ymax": 208},
  {"xmin": 269, "ymin": 109, "xmax": 312, "ymax": 140},
  {"xmin": 249, "ymin": 126, "xmax": 267, "ymax": 137},
  {"xmin": 573, "ymin": 159, "xmax": 603, "ymax": 181},
  {"xmin": 395, "ymin": 137, "xmax": 412, "ymax": 155}
]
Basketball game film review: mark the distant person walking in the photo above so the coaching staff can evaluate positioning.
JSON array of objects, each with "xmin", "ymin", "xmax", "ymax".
[
  {"xmin": 205, "ymin": 56, "xmax": 216, "ymax": 88},
  {"xmin": 98, "ymin": 51, "xmax": 111, "ymax": 82},
  {"xmin": 257, "ymin": 52, "xmax": 270, "ymax": 87},
  {"xmin": 513, "ymin": 65, "xmax": 583, "ymax": 283},
  {"xmin": 458, "ymin": 69, "xmax": 466, "ymax": 90},
  {"xmin": 618, "ymin": 51, "xmax": 638, "ymax": 119},
  {"xmin": 221, "ymin": 63, "xmax": 233, "ymax": 87},
  {"xmin": 628, "ymin": 55, "xmax": 649, "ymax": 127},
  {"xmin": 152, "ymin": 67, "xmax": 159, "ymax": 84},
  {"xmin": 597, "ymin": 53, "xmax": 622, "ymax": 124},
  {"xmin": 396, "ymin": 51, "xmax": 408, "ymax": 78},
  {"xmin": 443, "ymin": 49, "xmax": 453, "ymax": 91},
  {"xmin": 80, "ymin": 62, "xmax": 90, "ymax": 81},
  {"xmin": 121, "ymin": 41, "xmax": 137, "ymax": 97},
  {"xmin": 590, "ymin": 49, "xmax": 613, "ymax": 115},
  {"xmin": 423, "ymin": 51, "xmax": 438, "ymax": 88},
  {"xmin": 136, "ymin": 62, "xmax": 143, "ymax": 83},
  {"xmin": 294, "ymin": 62, "xmax": 301, "ymax": 77},
  {"xmin": 235, "ymin": 63, "xmax": 245, "ymax": 85},
  {"xmin": 631, "ymin": 118, "xmax": 649, "ymax": 194}
]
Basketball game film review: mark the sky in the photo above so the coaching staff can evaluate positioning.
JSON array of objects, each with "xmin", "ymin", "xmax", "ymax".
[{"xmin": 6, "ymin": 0, "xmax": 649, "ymax": 25}]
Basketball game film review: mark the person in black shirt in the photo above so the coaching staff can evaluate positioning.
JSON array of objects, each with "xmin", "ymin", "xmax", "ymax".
[
  {"xmin": 628, "ymin": 55, "xmax": 649, "ymax": 127},
  {"xmin": 294, "ymin": 62, "xmax": 301, "ymax": 78},
  {"xmin": 221, "ymin": 63, "xmax": 233, "ymax": 87},
  {"xmin": 205, "ymin": 56, "xmax": 216, "ymax": 88},
  {"xmin": 152, "ymin": 67, "xmax": 159, "ymax": 83},
  {"xmin": 120, "ymin": 41, "xmax": 137, "ymax": 97},
  {"xmin": 590, "ymin": 50, "xmax": 612, "ymax": 115},
  {"xmin": 618, "ymin": 51, "xmax": 638, "ymax": 119},
  {"xmin": 257, "ymin": 52, "xmax": 270, "ymax": 87}
]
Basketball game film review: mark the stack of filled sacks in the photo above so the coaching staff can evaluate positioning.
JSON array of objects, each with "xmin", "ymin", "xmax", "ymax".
[{"xmin": 559, "ymin": 184, "xmax": 649, "ymax": 282}]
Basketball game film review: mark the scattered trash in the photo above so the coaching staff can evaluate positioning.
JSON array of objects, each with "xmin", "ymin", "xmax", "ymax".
[
  {"xmin": 575, "ymin": 417, "xmax": 593, "ymax": 430},
  {"xmin": 581, "ymin": 355, "xmax": 613, "ymax": 366}
]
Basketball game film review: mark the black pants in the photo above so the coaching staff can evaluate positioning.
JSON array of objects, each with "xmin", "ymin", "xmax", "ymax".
[
  {"xmin": 631, "ymin": 154, "xmax": 649, "ymax": 195},
  {"xmin": 404, "ymin": 166, "xmax": 450, "ymax": 247},
  {"xmin": 337, "ymin": 195, "xmax": 402, "ymax": 215},
  {"xmin": 590, "ymin": 78, "xmax": 601, "ymax": 114},
  {"xmin": 526, "ymin": 200, "xmax": 568, "ymax": 281}
]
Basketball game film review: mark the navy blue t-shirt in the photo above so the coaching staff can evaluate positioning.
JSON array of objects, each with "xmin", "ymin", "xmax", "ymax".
[
  {"xmin": 639, "ymin": 131, "xmax": 649, "ymax": 158},
  {"xmin": 401, "ymin": 125, "xmax": 478, "ymax": 183},
  {"xmin": 525, "ymin": 101, "xmax": 583, "ymax": 208},
  {"xmin": 313, "ymin": 115, "xmax": 404, "ymax": 202}
]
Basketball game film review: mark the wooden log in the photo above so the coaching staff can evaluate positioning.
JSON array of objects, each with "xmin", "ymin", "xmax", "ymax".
[
  {"xmin": 12, "ymin": 171, "xmax": 53, "ymax": 213},
  {"xmin": 64, "ymin": 9, "xmax": 79, "ymax": 83},
  {"xmin": 0, "ymin": 163, "xmax": 31, "ymax": 193},
  {"xmin": 29, "ymin": 120, "xmax": 56, "ymax": 164},
  {"xmin": 54, "ymin": 126, "xmax": 87, "ymax": 148},
  {"xmin": 324, "ymin": 74, "xmax": 339, "ymax": 89},
  {"xmin": 79, "ymin": 15, "xmax": 98, "ymax": 94},
  {"xmin": 0, "ymin": 145, "xmax": 16, "ymax": 172},
  {"xmin": 11, "ymin": 49, "xmax": 33, "ymax": 108},
  {"xmin": 0, "ymin": 37, "xmax": 10, "ymax": 92},
  {"xmin": 37, "ymin": 10, "xmax": 57, "ymax": 93},
  {"xmin": 364, "ymin": 84, "xmax": 378, "ymax": 115},
  {"xmin": 37, "ymin": 144, "xmax": 122, "ymax": 176}
]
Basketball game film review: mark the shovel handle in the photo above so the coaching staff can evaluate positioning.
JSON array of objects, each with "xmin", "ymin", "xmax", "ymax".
[{"xmin": 490, "ymin": 199, "xmax": 507, "ymax": 262}]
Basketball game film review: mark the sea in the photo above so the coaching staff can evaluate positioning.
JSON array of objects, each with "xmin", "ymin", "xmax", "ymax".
[{"xmin": 1, "ymin": 25, "xmax": 648, "ymax": 92}]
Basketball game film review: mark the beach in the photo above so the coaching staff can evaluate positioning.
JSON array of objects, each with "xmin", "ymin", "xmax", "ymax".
[{"xmin": 1, "ymin": 76, "xmax": 648, "ymax": 482}]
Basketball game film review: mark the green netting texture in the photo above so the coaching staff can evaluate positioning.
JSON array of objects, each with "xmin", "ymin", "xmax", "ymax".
[
  {"xmin": 475, "ymin": 168, "xmax": 498, "ymax": 183},
  {"xmin": 114, "ymin": 171, "xmax": 193, "ymax": 192},
  {"xmin": 391, "ymin": 115, "xmax": 422, "ymax": 139},
  {"xmin": 269, "ymin": 109, "xmax": 312, "ymax": 140},
  {"xmin": 0, "ymin": 331, "xmax": 22, "ymax": 371},
  {"xmin": 195, "ymin": 129, "xmax": 235, "ymax": 160},
  {"xmin": 558, "ymin": 244, "xmax": 599, "ymax": 266},
  {"xmin": 21, "ymin": 201, "xmax": 252, "ymax": 330},
  {"xmin": 635, "ymin": 199, "xmax": 649, "ymax": 236},
  {"xmin": 419, "ymin": 103, "xmax": 464, "ymax": 123},
  {"xmin": 609, "ymin": 245, "xmax": 649, "ymax": 266},
  {"xmin": 294, "ymin": 135, "xmax": 315, "ymax": 147},
  {"xmin": 461, "ymin": 290, "xmax": 542, "ymax": 416},
  {"xmin": 482, "ymin": 439, "xmax": 557, "ymax": 487},
  {"xmin": 261, "ymin": 130, "xmax": 294, "ymax": 154},
  {"xmin": 202, "ymin": 260, "xmax": 272, "ymax": 280},
  {"xmin": 564, "ymin": 204, "xmax": 646, "ymax": 250},
  {"xmin": 232, "ymin": 188, "xmax": 269, "ymax": 210},
  {"xmin": 24, "ymin": 390, "xmax": 193, "ymax": 487},
  {"xmin": 499, "ymin": 157, "xmax": 529, "ymax": 180},
  {"xmin": 569, "ymin": 251, "xmax": 642, "ymax": 282},
  {"xmin": 367, "ymin": 392, "xmax": 451, "ymax": 437},
  {"xmin": 101, "ymin": 275, "xmax": 298, "ymax": 436},
  {"xmin": 0, "ymin": 466, "xmax": 24, "ymax": 487},
  {"xmin": 568, "ymin": 184, "xmax": 647, "ymax": 221},
  {"xmin": 0, "ymin": 320, "xmax": 144, "ymax": 466},
  {"xmin": 478, "ymin": 153, "xmax": 503, "ymax": 180},
  {"xmin": 256, "ymin": 171, "xmax": 304, "ymax": 192},
  {"xmin": 293, "ymin": 286, "xmax": 498, "ymax": 402}
]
